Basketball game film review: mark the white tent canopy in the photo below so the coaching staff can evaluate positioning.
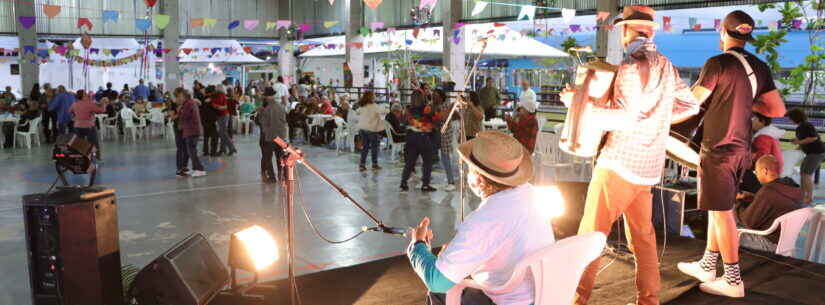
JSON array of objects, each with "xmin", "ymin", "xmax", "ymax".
[
  {"xmin": 177, "ymin": 39, "xmax": 264, "ymax": 63},
  {"xmin": 0, "ymin": 36, "xmax": 18, "ymax": 49},
  {"xmin": 300, "ymin": 23, "xmax": 568, "ymax": 58}
]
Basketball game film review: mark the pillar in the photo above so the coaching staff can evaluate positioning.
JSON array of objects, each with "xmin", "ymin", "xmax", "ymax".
[
  {"xmin": 277, "ymin": 0, "xmax": 295, "ymax": 85},
  {"xmin": 15, "ymin": 0, "xmax": 38, "ymax": 95},
  {"xmin": 442, "ymin": 0, "xmax": 465, "ymax": 91},
  {"xmin": 345, "ymin": 0, "xmax": 364, "ymax": 88},
  {"xmin": 161, "ymin": 0, "xmax": 180, "ymax": 89},
  {"xmin": 596, "ymin": 0, "xmax": 622, "ymax": 65}
]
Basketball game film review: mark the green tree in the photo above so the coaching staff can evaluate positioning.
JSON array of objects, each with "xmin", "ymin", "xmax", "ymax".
[
  {"xmin": 560, "ymin": 36, "xmax": 580, "ymax": 54},
  {"xmin": 753, "ymin": 1, "xmax": 825, "ymax": 104}
]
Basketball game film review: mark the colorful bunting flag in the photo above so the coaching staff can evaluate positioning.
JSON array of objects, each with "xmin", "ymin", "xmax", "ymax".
[
  {"xmin": 18, "ymin": 16, "xmax": 35, "ymax": 29},
  {"xmin": 714, "ymin": 18, "xmax": 721, "ymax": 30},
  {"xmin": 228, "ymin": 20, "xmax": 240, "ymax": 30},
  {"xmin": 360, "ymin": 27, "xmax": 370, "ymax": 37},
  {"xmin": 328, "ymin": 0, "xmax": 335, "ymax": 5},
  {"xmin": 43, "ymin": 4, "xmax": 61, "ymax": 18},
  {"xmin": 154, "ymin": 14, "xmax": 170, "ymax": 29},
  {"xmin": 768, "ymin": 21, "xmax": 778, "ymax": 31},
  {"xmin": 452, "ymin": 29, "xmax": 461, "ymax": 44},
  {"xmin": 191, "ymin": 18, "xmax": 204, "ymax": 28},
  {"xmin": 596, "ymin": 11, "xmax": 610, "ymax": 22},
  {"xmin": 135, "ymin": 18, "xmax": 151, "ymax": 32},
  {"xmin": 102, "ymin": 10, "xmax": 119, "ymax": 24},
  {"xmin": 203, "ymin": 18, "xmax": 217, "ymax": 27},
  {"xmin": 266, "ymin": 21, "xmax": 277, "ymax": 31},
  {"xmin": 111, "ymin": 49, "xmax": 122, "ymax": 57},
  {"xmin": 181, "ymin": 48, "xmax": 193, "ymax": 55},
  {"xmin": 144, "ymin": 0, "xmax": 158, "ymax": 8},
  {"xmin": 324, "ymin": 21, "xmax": 339, "ymax": 29},
  {"xmin": 561, "ymin": 8, "xmax": 576, "ymax": 24},
  {"xmin": 570, "ymin": 24, "xmax": 581, "ymax": 32},
  {"xmin": 370, "ymin": 21, "xmax": 384, "ymax": 31},
  {"xmin": 388, "ymin": 27, "xmax": 397, "ymax": 34},
  {"xmin": 419, "ymin": 0, "xmax": 437, "ymax": 10},
  {"xmin": 243, "ymin": 19, "xmax": 259, "ymax": 31},
  {"xmin": 298, "ymin": 24, "xmax": 312, "ymax": 32},
  {"xmin": 23, "ymin": 45, "xmax": 35, "ymax": 54},
  {"xmin": 78, "ymin": 18, "xmax": 93, "ymax": 31},
  {"xmin": 518, "ymin": 5, "xmax": 536, "ymax": 21},
  {"xmin": 364, "ymin": 0, "xmax": 383, "ymax": 9},
  {"xmin": 471, "ymin": 1, "xmax": 487, "ymax": 16},
  {"xmin": 688, "ymin": 17, "xmax": 697, "ymax": 28},
  {"xmin": 792, "ymin": 19, "xmax": 802, "ymax": 29}
]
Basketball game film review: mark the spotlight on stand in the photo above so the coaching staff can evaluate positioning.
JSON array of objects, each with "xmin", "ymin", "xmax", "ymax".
[{"xmin": 226, "ymin": 225, "xmax": 279, "ymax": 299}]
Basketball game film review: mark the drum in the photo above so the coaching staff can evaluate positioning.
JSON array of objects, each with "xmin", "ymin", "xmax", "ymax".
[
  {"xmin": 666, "ymin": 113, "xmax": 703, "ymax": 169},
  {"xmin": 558, "ymin": 61, "xmax": 617, "ymax": 158}
]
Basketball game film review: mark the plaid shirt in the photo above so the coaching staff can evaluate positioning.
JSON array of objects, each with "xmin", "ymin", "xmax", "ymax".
[
  {"xmin": 507, "ymin": 113, "xmax": 538, "ymax": 153},
  {"xmin": 593, "ymin": 39, "xmax": 699, "ymax": 185}
]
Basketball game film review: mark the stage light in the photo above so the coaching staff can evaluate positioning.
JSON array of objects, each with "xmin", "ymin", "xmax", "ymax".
[
  {"xmin": 534, "ymin": 185, "xmax": 566, "ymax": 219},
  {"xmin": 229, "ymin": 225, "xmax": 279, "ymax": 272}
]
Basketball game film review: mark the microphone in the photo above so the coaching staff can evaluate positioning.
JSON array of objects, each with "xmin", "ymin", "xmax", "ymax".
[{"xmin": 362, "ymin": 225, "xmax": 408, "ymax": 237}]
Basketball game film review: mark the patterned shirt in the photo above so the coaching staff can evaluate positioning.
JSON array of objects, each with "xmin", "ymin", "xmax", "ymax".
[
  {"xmin": 507, "ymin": 113, "xmax": 538, "ymax": 153},
  {"xmin": 407, "ymin": 104, "xmax": 440, "ymax": 133},
  {"xmin": 593, "ymin": 38, "xmax": 700, "ymax": 185}
]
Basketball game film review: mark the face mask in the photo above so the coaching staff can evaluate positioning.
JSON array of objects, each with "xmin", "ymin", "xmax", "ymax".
[{"xmin": 624, "ymin": 37, "xmax": 648, "ymax": 56}]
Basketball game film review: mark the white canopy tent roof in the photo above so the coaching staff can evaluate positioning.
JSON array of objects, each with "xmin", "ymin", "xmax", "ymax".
[
  {"xmin": 0, "ymin": 36, "xmax": 18, "ymax": 49},
  {"xmin": 177, "ymin": 39, "xmax": 264, "ymax": 63},
  {"xmin": 300, "ymin": 23, "xmax": 568, "ymax": 58}
]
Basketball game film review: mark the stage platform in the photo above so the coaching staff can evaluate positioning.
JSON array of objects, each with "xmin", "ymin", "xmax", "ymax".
[{"xmin": 212, "ymin": 236, "xmax": 825, "ymax": 305}]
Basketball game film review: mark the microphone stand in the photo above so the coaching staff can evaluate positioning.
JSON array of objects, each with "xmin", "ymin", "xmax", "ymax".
[{"xmin": 275, "ymin": 137, "xmax": 396, "ymax": 305}]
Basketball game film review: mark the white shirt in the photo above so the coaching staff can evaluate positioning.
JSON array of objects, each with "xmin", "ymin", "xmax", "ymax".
[
  {"xmin": 519, "ymin": 88, "xmax": 536, "ymax": 106},
  {"xmin": 356, "ymin": 103, "xmax": 389, "ymax": 132},
  {"xmin": 435, "ymin": 184, "xmax": 555, "ymax": 305},
  {"xmin": 274, "ymin": 83, "xmax": 289, "ymax": 101}
]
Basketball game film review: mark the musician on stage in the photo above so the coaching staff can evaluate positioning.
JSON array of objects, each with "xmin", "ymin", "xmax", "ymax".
[
  {"xmin": 560, "ymin": 6, "xmax": 700, "ymax": 305},
  {"xmin": 677, "ymin": 11, "xmax": 786, "ymax": 298},
  {"xmin": 406, "ymin": 131, "xmax": 554, "ymax": 305}
]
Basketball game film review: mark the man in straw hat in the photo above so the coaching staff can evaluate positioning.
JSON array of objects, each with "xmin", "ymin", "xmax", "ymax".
[
  {"xmin": 560, "ymin": 5, "xmax": 700, "ymax": 305},
  {"xmin": 406, "ymin": 130, "xmax": 555, "ymax": 305},
  {"xmin": 677, "ymin": 10, "xmax": 785, "ymax": 298}
]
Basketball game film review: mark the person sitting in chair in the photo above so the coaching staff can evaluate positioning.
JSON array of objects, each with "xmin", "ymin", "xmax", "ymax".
[
  {"xmin": 736, "ymin": 155, "xmax": 806, "ymax": 252},
  {"xmin": 407, "ymin": 131, "xmax": 555, "ymax": 305}
]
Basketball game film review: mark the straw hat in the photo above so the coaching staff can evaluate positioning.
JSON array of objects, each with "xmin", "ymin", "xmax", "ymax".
[
  {"xmin": 457, "ymin": 130, "xmax": 533, "ymax": 186},
  {"xmin": 614, "ymin": 5, "xmax": 660, "ymax": 30}
]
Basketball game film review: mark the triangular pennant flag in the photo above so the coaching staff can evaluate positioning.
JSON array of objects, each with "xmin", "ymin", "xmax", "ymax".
[
  {"xmin": 360, "ymin": 27, "xmax": 370, "ymax": 37},
  {"xmin": 388, "ymin": 27, "xmax": 396, "ymax": 34},
  {"xmin": 266, "ymin": 21, "xmax": 277, "ymax": 31},
  {"xmin": 757, "ymin": 20, "xmax": 764, "ymax": 26},
  {"xmin": 493, "ymin": 22, "xmax": 505, "ymax": 27},
  {"xmin": 223, "ymin": 47, "xmax": 231, "ymax": 53},
  {"xmin": 471, "ymin": 1, "xmax": 487, "ymax": 16},
  {"xmin": 663, "ymin": 16, "xmax": 671, "ymax": 25},
  {"xmin": 597, "ymin": 11, "xmax": 610, "ymax": 22},
  {"xmin": 570, "ymin": 24, "xmax": 581, "ymax": 32},
  {"xmin": 102, "ymin": 49, "xmax": 111, "ymax": 56},
  {"xmin": 370, "ymin": 21, "xmax": 384, "ymax": 31},
  {"xmin": 688, "ymin": 17, "xmax": 697, "ymax": 28},
  {"xmin": 191, "ymin": 18, "xmax": 204, "ymax": 28},
  {"xmin": 18, "ymin": 16, "xmax": 35, "ymax": 29},
  {"xmin": 135, "ymin": 18, "xmax": 151, "ymax": 32},
  {"xmin": 277, "ymin": 20, "xmax": 291, "ymax": 30},
  {"xmin": 324, "ymin": 21, "xmax": 339, "ymax": 28},
  {"xmin": 89, "ymin": 48, "xmax": 99, "ymax": 54},
  {"xmin": 561, "ymin": 8, "xmax": 576, "ymax": 24},
  {"xmin": 714, "ymin": 19, "xmax": 721, "ymax": 30},
  {"xmin": 228, "ymin": 20, "xmax": 240, "ymax": 30},
  {"xmin": 452, "ymin": 29, "xmax": 461, "ymax": 44},
  {"xmin": 328, "ymin": 0, "xmax": 335, "ymax": 4},
  {"xmin": 43, "ymin": 4, "xmax": 61, "ymax": 18},
  {"xmin": 768, "ymin": 21, "xmax": 778, "ymax": 31},
  {"xmin": 23, "ymin": 45, "xmax": 35, "ymax": 54},
  {"xmin": 102, "ymin": 10, "xmax": 119, "ymax": 24},
  {"xmin": 162, "ymin": 48, "xmax": 172, "ymax": 54},
  {"xmin": 433, "ymin": 29, "xmax": 441, "ymax": 36},
  {"xmin": 298, "ymin": 24, "xmax": 312, "ymax": 32},
  {"xmin": 364, "ymin": 0, "xmax": 383, "ymax": 9},
  {"xmin": 154, "ymin": 14, "xmax": 170, "ymax": 29},
  {"xmin": 210, "ymin": 48, "xmax": 220, "ymax": 55},
  {"xmin": 204, "ymin": 18, "xmax": 217, "ymax": 27},
  {"xmin": 181, "ymin": 48, "xmax": 193, "ymax": 55},
  {"xmin": 144, "ymin": 0, "xmax": 158, "ymax": 8},
  {"xmin": 243, "ymin": 46, "xmax": 253, "ymax": 53},
  {"xmin": 518, "ymin": 5, "xmax": 536, "ymax": 21},
  {"xmin": 111, "ymin": 49, "xmax": 122, "ymax": 57},
  {"xmin": 243, "ymin": 19, "xmax": 259, "ymax": 31},
  {"xmin": 419, "ymin": 0, "xmax": 437, "ymax": 10},
  {"xmin": 792, "ymin": 19, "xmax": 802, "ymax": 29},
  {"xmin": 78, "ymin": 18, "xmax": 93, "ymax": 31}
]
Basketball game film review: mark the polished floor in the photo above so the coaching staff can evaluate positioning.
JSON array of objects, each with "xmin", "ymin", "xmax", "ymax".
[{"xmin": 0, "ymin": 132, "xmax": 519, "ymax": 304}]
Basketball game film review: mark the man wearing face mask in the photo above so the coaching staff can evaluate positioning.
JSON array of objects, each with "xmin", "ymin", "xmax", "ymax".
[
  {"xmin": 406, "ymin": 131, "xmax": 555, "ymax": 305},
  {"xmin": 677, "ymin": 11, "xmax": 786, "ymax": 298},
  {"xmin": 560, "ymin": 6, "xmax": 699, "ymax": 305}
]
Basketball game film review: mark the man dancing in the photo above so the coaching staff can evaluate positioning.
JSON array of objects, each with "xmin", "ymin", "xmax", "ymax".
[
  {"xmin": 562, "ymin": 6, "xmax": 700, "ymax": 305},
  {"xmin": 677, "ymin": 11, "xmax": 786, "ymax": 297}
]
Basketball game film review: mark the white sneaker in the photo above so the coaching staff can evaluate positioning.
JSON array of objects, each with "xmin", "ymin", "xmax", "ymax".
[
  {"xmin": 190, "ymin": 170, "xmax": 207, "ymax": 177},
  {"xmin": 444, "ymin": 184, "xmax": 456, "ymax": 191},
  {"xmin": 677, "ymin": 261, "xmax": 717, "ymax": 283},
  {"xmin": 699, "ymin": 278, "xmax": 745, "ymax": 298}
]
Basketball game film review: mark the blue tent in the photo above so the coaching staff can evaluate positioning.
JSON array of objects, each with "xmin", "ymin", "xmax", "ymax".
[{"xmin": 536, "ymin": 30, "xmax": 815, "ymax": 69}]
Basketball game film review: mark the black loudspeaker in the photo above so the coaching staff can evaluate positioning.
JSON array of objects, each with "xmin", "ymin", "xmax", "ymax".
[
  {"xmin": 22, "ymin": 187, "xmax": 122, "ymax": 305},
  {"xmin": 131, "ymin": 233, "xmax": 229, "ymax": 305}
]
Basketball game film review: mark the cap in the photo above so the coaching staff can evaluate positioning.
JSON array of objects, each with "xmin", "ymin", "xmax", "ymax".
[{"xmin": 722, "ymin": 10, "xmax": 755, "ymax": 42}]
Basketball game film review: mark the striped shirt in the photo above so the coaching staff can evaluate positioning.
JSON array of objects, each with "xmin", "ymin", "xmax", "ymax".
[{"xmin": 593, "ymin": 39, "xmax": 700, "ymax": 185}]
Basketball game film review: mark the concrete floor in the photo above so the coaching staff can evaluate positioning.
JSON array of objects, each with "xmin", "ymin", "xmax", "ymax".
[{"xmin": 0, "ymin": 133, "xmax": 509, "ymax": 304}]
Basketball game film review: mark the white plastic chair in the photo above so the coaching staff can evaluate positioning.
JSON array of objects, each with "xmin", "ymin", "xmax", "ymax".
[
  {"xmin": 239, "ymin": 113, "xmax": 253, "ymax": 135},
  {"xmin": 333, "ymin": 117, "xmax": 349, "ymax": 153},
  {"xmin": 805, "ymin": 211, "xmax": 825, "ymax": 263},
  {"xmin": 782, "ymin": 149, "xmax": 804, "ymax": 180},
  {"xmin": 738, "ymin": 207, "xmax": 817, "ymax": 257},
  {"xmin": 346, "ymin": 119, "xmax": 358, "ymax": 153},
  {"xmin": 148, "ymin": 108, "xmax": 165, "ymax": 137},
  {"xmin": 121, "ymin": 109, "xmax": 141, "ymax": 142},
  {"xmin": 536, "ymin": 115, "xmax": 548, "ymax": 133},
  {"xmin": 15, "ymin": 117, "xmax": 41, "ymax": 149},
  {"xmin": 445, "ymin": 232, "xmax": 607, "ymax": 305},
  {"xmin": 384, "ymin": 120, "xmax": 405, "ymax": 162}
]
